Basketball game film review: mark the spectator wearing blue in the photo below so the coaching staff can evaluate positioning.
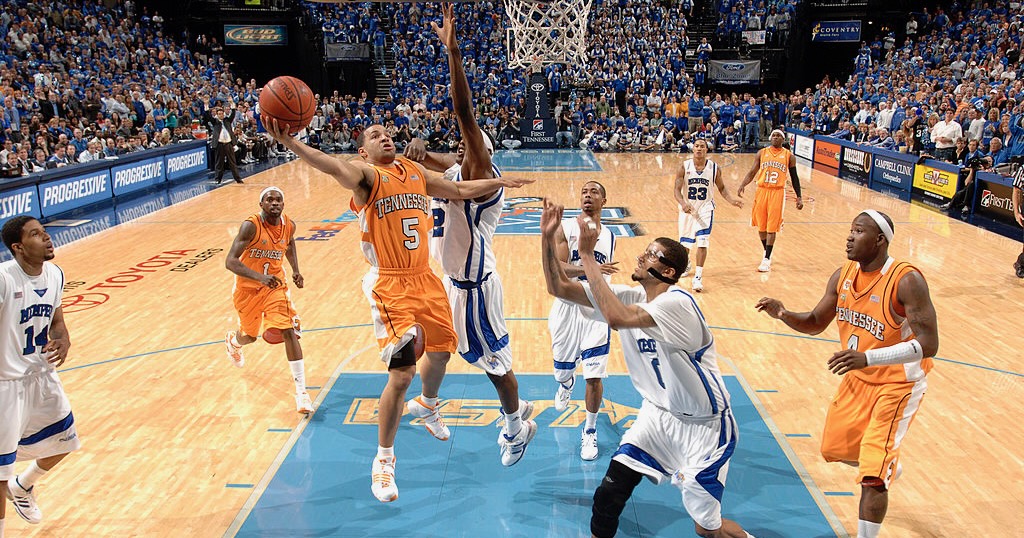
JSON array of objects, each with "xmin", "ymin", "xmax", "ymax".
[
  {"xmin": 872, "ymin": 128, "xmax": 896, "ymax": 151},
  {"xmin": 742, "ymin": 97, "xmax": 762, "ymax": 150},
  {"xmin": 687, "ymin": 93, "xmax": 704, "ymax": 132}
]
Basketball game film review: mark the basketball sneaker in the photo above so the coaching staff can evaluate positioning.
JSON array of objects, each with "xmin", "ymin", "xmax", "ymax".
[
  {"xmin": 496, "ymin": 400, "xmax": 535, "ymax": 444},
  {"xmin": 757, "ymin": 258, "xmax": 772, "ymax": 273},
  {"xmin": 295, "ymin": 392, "xmax": 314, "ymax": 415},
  {"xmin": 554, "ymin": 378, "xmax": 575, "ymax": 411},
  {"xmin": 406, "ymin": 397, "xmax": 450, "ymax": 441},
  {"xmin": 224, "ymin": 331, "xmax": 244, "ymax": 368},
  {"xmin": 371, "ymin": 456, "xmax": 398, "ymax": 503},
  {"xmin": 691, "ymin": 276, "xmax": 704, "ymax": 292},
  {"xmin": 1015, "ymin": 260, "xmax": 1024, "ymax": 279},
  {"xmin": 6, "ymin": 478, "xmax": 42, "ymax": 524},
  {"xmin": 500, "ymin": 419, "xmax": 537, "ymax": 467},
  {"xmin": 580, "ymin": 428, "xmax": 598, "ymax": 461}
]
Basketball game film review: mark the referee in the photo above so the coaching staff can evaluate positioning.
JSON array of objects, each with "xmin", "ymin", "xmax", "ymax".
[{"xmin": 1013, "ymin": 165, "xmax": 1024, "ymax": 278}]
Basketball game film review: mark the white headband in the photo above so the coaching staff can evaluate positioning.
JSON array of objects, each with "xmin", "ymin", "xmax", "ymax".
[
  {"xmin": 260, "ymin": 186, "xmax": 283, "ymax": 201},
  {"xmin": 771, "ymin": 129, "xmax": 785, "ymax": 138},
  {"xmin": 862, "ymin": 210, "xmax": 893, "ymax": 243}
]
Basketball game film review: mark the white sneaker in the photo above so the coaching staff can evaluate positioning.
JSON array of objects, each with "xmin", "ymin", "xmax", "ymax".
[
  {"xmin": 554, "ymin": 380, "xmax": 574, "ymax": 411},
  {"xmin": 681, "ymin": 261, "xmax": 693, "ymax": 277},
  {"xmin": 757, "ymin": 258, "xmax": 772, "ymax": 272},
  {"xmin": 371, "ymin": 457, "xmax": 398, "ymax": 503},
  {"xmin": 295, "ymin": 392, "xmax": 313, "ymax": 415},
  {"xmin": 224, "ymin": 331, "xmax": 244, "ymax": 367},
  {"xmin": 496, "ymin": 400, "xmax": 535, "ymax": 444},
  {"xmin": 692, "ymin": 276, "xmax": 704, "ymax": 292},
  {"xmin": 406, "ymin": 397, "xmax": 450, "ymax": 441},
  {"xmin": 500, "ymin": 420, "xmax": 537, "ymax": 467},
  {"xmin": 580, "ymin": 428, "xmax": 598, "ymax": 461},
  {"xmin": 6, "ymin": 478, "xmax": 42, "ymax": 524}
]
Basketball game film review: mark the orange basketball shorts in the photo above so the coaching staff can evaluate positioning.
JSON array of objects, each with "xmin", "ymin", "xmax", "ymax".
[
  {"xmin": 362, "ymin": 266, "xmax": 457, "ymax": 364},
  {"xmin": 232, "ymin": 285, "xmax": 300, "ymax": 339},
  {"xmin": 750, "ymin": 187, "xmax": 785, "ymax": 233},
  {"xmin": 820, "ymin": 374, "xmax": 928, "ymax": 488}
]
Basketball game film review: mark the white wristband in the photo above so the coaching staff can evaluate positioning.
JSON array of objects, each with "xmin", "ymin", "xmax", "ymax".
[{"xmin": 865, "ymin": 339, "xmax": 924, "ymax": 366}]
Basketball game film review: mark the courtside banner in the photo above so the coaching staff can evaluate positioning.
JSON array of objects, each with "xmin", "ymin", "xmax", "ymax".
[
  {"xmin": 39, "ymin": 170, "xmax": 110, "ymax": 218},
  {"xmin": 811, "ymin": 21, "xmax": 861, "ymax": 42},
  {"xmin": 111, "ymin": 156, "xmax": 165, "ymax": 196},
  {"xmin": 813, "ymin": 139, "xmax": 840, "ymax": 169},
  {"xmin": 225, "ymin": 25, "xmax": 288, "ymax": 46},
  {"xmin": 973, "ymin": 172, "xmax": 1017, "ymax": 224},
  {"xmin": 794, "ymin": 134, "xmax": 814, "ymax": 161},
  {"xmin": 840, "ymin": 145, "xmax": 872, "ymax": 185},
  {"xmin": 912, "ymin": 161, "xmax": 957, "ymax": 200},
  {"xmin": 709, "ymin": 60, "xmax": 760, "ymax": 85},
  {"xmin": 165, "ymin": 145, "xmax": 208, "ymax": 181},
  {"xmin": 0, "ymin": 184, "xmax": 42, "ymax": 220},
  {"xmin": 870, "ymin": 152, "xmax": 914, "ymax": 192}
]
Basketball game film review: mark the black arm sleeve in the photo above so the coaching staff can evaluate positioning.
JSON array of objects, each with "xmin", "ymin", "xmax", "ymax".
[{"xmin": 789, "ymin": 166, "xmax": 802, "ymax": 198}]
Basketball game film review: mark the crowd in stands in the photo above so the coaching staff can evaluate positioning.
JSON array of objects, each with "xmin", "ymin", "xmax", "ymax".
[
  {"xmin": 715, "ymin": 0, "xmax": 799, "ymax": 48},
  {"xmin": 783, "ymin": 1, "xmax": 1024, "ymax": 210}
]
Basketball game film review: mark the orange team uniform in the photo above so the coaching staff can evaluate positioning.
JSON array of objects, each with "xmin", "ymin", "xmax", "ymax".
[
  {"xmin": 751, "ymin": 146, "xmax": 792, "ymax": 233},
  {"xmin": 821, "ymin": 258, "xmax": 933, "ymax": 487},
  {"xmin": 232, "ymin": 214, "xmax": 301, "ymax": 339},
  {"xmin": 351, "ymin": 157, "xmax": 457, "ymax": 362}
]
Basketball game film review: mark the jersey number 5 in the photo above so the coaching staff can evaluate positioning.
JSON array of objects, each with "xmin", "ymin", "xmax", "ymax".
[{"xmin": 402, "ymin": 217, "xmax": 420, "ymax": 250}]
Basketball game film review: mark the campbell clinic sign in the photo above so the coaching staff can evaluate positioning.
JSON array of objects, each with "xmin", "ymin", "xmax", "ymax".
[{"xmin": 224, "ymin": 25, "xmax": 288, "ymax": 46}]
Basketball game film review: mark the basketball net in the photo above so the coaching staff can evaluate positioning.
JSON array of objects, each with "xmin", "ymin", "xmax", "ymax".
[{"xmin": 504, "ymin": 0, "xmax": 592, "ymax": 71}]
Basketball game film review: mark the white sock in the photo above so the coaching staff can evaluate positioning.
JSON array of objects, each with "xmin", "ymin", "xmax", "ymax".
[
  {"xmin": 503, "ymin": 407, "xmax": 523, "ymax": 438},
  {"xmin": 377, "ymin": 446, "xmax": 395, "ymax": 460},
  {"xmin": 288, "ymin": 360, "xmax": 306, "ymax": 394},
  {"xmin": 419, "ymin": 395, "xmax": 438, "ymax": 409},
  {"xmin": 694, "ymin": 266, "xmax": 704, "ymax": 279},
  {"xmin": 857, "ymin": 520, "xmax": 881, "ymax": 538},
  {"xmin": 584, "ymin": 411, "xmax": 598, "ymax": 431},
  {"xmin": 230, "ymin": 333, "xmax": 243, "ymax": 348},
  {"xmin": 18, "ymin": 461, "xmax": 47, "ymax": 490}
]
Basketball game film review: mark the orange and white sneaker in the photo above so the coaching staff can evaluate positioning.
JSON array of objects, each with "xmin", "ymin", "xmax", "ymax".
[
  {"xmin": 406, "ymin": 397, "xmax": 450, "ymax": 441},
  {"xmin": 224, "ymin": 331, "xmax": 245, "ymax": 368},
  {"xmin": 295, "ymin": 392, "xmax": 314, "ymax": 415},
  {"xmin": 371, "ymin": 457, "xmax": 398, "ymax": 503}
]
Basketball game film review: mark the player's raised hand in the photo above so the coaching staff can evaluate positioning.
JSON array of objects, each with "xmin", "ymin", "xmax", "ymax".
[
  {"xmin": 403, "ymin": 138, "xmax": 428, "ymax": 162},
  {"xmin": 496, "ymin": 176, "xmax": 535, "ymax": 188},
  {"xmin": 600, "ymin": 261, "xmax": 620, "ymax": 275},
  {"xmin": 540, "ymin": 198, "xmax": 564, "ymax": 238},
  {"xmin": 577, "ymin": 214, "xmax": 599, "ymax": 255},
  {"xmin": 432, "ymin": 3, "xmax": 458, "ymax": 51},
  {"xmin": 754, "ymin": 297, "xmax": 785, "ymax": 319},
  {"xmin": 264, "ymin": 118, "xmax": 292, "ymax": 144}
]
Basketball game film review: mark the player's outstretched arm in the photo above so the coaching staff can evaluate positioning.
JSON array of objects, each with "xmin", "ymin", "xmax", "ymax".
[
  {"xmin": 265, "ymin": 118, "xmax": 369, "ymax": 192},
  {"xmin": 577, "ymin": 215, "xmax": 655, "ymax": 330},
  {"xmin": 404, "ymin": 138, "xmax": 457, "ymax": 173},
  {"xmin": 737, "ymin": 149, "xmax": 760, "ymax": 196},
  {"xmin": 424, "ymin": 172, "xmax": 533, "ymax": 200},
  {"xmin": 226, "ymin": 220, "xmax": 280, "ymax": 289},
  {"xmin": 714, "ymin": 165, "xmax": 743, "ymax": 207},
  {"xmin": 755, "ymin": 268, "xmax": 840, "ymax": 335},
  {"xmin": 541, "ymin": 200, "xmax": 590, "ymax": 305}
]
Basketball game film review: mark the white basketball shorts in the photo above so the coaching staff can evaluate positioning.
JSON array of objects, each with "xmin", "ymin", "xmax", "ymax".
[
  {"xmin": 445, "ymin": 272, "xmax": 513, "ymax": 376},
  {"xmin": 0, "ymin": 370, "xmax": 81, "ymax": 480},
  {"xmin": 549, "ymin": 298, "xmax": 610, "ymax": 383}
]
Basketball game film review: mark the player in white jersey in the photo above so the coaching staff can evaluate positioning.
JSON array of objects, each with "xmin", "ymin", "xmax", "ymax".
[
  {"xmin": 401, "ymin": 4, "xmax": 536, "ymax": 467},
  {"xmin": 548, "ymin": 181, "xmax": 617, "ymax": 461},
  {"xmin": 0, "ymin": 216, "xmax": 80, "ymax": 534},
  {"xmin": 673, "ymin": 139, "xmax": 743, "ymax": 292},
  {"xmin": 540, "ymin": 201, "xmax": 756, "ymax": 538}
]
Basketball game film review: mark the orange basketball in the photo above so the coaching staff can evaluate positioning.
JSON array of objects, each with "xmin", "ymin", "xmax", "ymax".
[{"xmin": 259, "ymin": 76, "xmax": 316, "ymax": 135}]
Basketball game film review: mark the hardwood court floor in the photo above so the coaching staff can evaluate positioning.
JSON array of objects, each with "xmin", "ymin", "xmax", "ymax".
[{"xmin": 7, "ymin": 151, "xmax": 1022, "ymax": 537}]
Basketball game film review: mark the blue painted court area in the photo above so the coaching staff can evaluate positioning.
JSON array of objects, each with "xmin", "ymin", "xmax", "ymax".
[
  {"xmin": 494, "ymin": 149, "xmax": 603, "ymax": 172},
  {"xmin": 235, "ymin": 374, "xmax": 838, "ymax": 538}
]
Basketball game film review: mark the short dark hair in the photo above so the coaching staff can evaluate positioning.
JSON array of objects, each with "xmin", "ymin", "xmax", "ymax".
[
  {"xmin": 654, "ymin": 237, "xmax": 688, "ymax": 282},
  {"xmin": 584, "ymin": 180, "xmax": 607, "ymax": 198},
  {"xmin": 2, "ymin": 215, "xmax": 37, "ymax": 253}
]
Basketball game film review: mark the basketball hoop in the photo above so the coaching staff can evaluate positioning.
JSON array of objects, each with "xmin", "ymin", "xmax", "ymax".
[{"xmin": 504, "ymin": 0, "xmax": 592, "ymax": 69}]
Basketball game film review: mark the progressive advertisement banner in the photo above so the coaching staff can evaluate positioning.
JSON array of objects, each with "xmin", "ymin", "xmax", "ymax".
[
  {"xmin": 870, "ymin": 154, "xmax": 914, "ymax": 192},
  {"xmin": 840, "ymin": 145, "xmax": 872, "ymax": 185},
  {"xmin": 912, "ymin": 162, "xmax": 957, "ymax": 200},
  {"xmin": 165, "ymin": 146, "xmax": 208, "ymax": 181},
  {"xmin": 0, "ymin": 184, "xmax": 42, "ymax": 220},
  {"xmin": 38, "ymin": 170, "xmax": 111, "ymax": 218},
  {"xmin": 111, "ymin": 156, "xmax": 165, "ymax": 196},
  {"xmin": 709, "ymin": 60, "xmax": 761, "ymax": 85}
]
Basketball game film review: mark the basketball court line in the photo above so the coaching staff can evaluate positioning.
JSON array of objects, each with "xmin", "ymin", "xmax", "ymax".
[{"xmin": 222, "ymin": 344, "xmax": 375, "ymax": 538}]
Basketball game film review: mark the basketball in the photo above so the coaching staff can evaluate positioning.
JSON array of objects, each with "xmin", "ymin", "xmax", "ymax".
[{"xmin": 259, "ymin": 76, "xmax": 316, "ymax": 135}]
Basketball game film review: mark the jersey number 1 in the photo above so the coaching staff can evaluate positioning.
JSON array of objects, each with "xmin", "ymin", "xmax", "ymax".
[{"xmin": 23, "ymin": 326, "xmax": 49, "ymax": 355}]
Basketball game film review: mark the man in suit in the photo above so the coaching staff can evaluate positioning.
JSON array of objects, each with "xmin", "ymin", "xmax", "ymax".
[{"xmin": 207, "ymin": 103, "xmax": 243, "ymax": 184}]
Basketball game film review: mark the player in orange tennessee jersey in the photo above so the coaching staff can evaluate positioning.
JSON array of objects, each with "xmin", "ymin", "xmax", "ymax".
[
  {"xmin": 224, "ymin": 187, "xmax": 312, "ymax": 415},
  {"xmin": 736, "ymin": 129, "xmax": 803, "ymax": 273},
  {"xmin": 265, "ymin": 119, "xmax": 532, "ymax": 503},
  {"xmin": 754, "ymin": 210, "xmax": 939, "ymax": 538}
]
